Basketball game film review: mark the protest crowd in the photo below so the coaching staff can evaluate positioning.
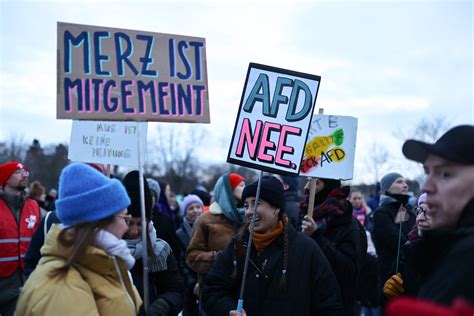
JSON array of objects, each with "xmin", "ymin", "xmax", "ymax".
[{"xmin": 0, "ymin": 124, "xmax": 472, "ymax": 316}]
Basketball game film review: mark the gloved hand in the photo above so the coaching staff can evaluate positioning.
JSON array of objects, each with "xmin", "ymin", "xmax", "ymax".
[
  {"xmin": 148, "ymin": 298, "xmax": 171, "ymax": 316},
  {"xmin": 384, "ymin": 273, "xmax": 405, "ymax": 299}
]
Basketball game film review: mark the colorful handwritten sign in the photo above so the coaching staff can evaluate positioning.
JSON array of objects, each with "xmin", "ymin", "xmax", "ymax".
[
  {"xmin": 227, "ymin": 63, "xmax": 321, "ymax": 175},
  {"xmin": 300, "ymin": 115, "xmax": 358, "ymax": 180},
  {"xmin": 68, "ymin": 120, "xmax": 148, "ymax": 167},
  {"xmin": 57, "ymin": 22, "xmax": 210, "ymax": 123}
]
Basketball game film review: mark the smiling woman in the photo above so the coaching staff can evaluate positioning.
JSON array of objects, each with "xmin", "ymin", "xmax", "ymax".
[{"xmin": 202, "ymin": 176, "xmax": 343, "ymax": 316}]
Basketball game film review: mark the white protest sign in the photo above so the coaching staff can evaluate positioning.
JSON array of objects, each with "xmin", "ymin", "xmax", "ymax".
[
  {"xmin": 227, "ymin": 63, "xmax": 321, "ymax": 176},
  {"xmin": 300, "ymin": 115, "xmax": 358, "ymax": 180},
  {"xmin": 68, "ymin": 120, "xmax": 148, "ymax": 167}
]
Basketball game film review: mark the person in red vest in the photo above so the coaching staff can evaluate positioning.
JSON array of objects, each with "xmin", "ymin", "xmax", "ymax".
[{"xmin": 0, "ymin": 162, "xmax": 40, "ymax": 316}]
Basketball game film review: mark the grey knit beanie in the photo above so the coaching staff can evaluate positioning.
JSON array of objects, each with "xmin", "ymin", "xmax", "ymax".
[{"xmin": 380, "ymin": 172, "xmax": 403, "ymax": 194}]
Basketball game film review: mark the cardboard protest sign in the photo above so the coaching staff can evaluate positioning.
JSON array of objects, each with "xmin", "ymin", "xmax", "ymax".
[
  {"xmin": 57, "ymin": 22, "xmax": 209, "ymax": 123},
  {"xmin": 227, "ymin": 63, "xmax": 321, "ymax": 176},
  {"xmin": 300, "ymin": 115, "xmax": 358, "ymax": 180},
  {"xmin": 68, "ymin": 120, "xmax": 147, "ymax": 167}
]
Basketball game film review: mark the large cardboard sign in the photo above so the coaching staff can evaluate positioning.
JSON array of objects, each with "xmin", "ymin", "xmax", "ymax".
[
  {"xmin": 227, "ymin": 63, "xmax": 321, "ymax": 175},
  {"xmin": 68, "ymin": 120, "xmax": 148, "ymax": 167},
  {"xmin": 57, "ymin": 22, "xmax": 210, "ymax": 123},
  {"xmin": 300, "ymin": 115, "xmax": 358, "ymax": 180}
]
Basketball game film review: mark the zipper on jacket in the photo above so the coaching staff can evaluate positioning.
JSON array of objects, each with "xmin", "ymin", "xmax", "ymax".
[{"xmin": 112, "ymin": 256, "xmax": 136, "ymax": 314}]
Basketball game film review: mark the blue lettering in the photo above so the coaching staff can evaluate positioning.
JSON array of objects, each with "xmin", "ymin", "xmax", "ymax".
[
  {"xmin": 64, "ymin": 31, "xmax": 90, "ymax": 74},
  {"xmin": 158, "ymin": 82, "xmax": 170, "ymax": 115},
  {"xmin": 177, "ymin": 41, "xmax": 192, "ymax": 80},
  {"xmin": 189, "ymin": 41, "xmax": 204, "ymax": 80},
  {"xmin": 64, "ymin": 78, "xmax": 83, "ymax": 111},
  {"xmin": 137, "ymin": 80, "xmax": 156, "ymax": 113},
  {"xmin": 287, "ymin": 79, "xmax": 312, "ymax": 122},
  {"xmin": 121, "ymin": 80, "xmax": 134, "ymax": 113},
  {"xmin": 136, "ymin": 34, "xmax": 158, "ymax": 77},
  {"xmin": 114, "ymin": 32, "xmax": 139, "ymax": 76},
  {"xmin": 243, "ymin": 73, "xmax": 270, "ymax": 115},
  {"xmin": 93, "ymin": 31, "xmax": 111, "ymax": 76},
  {"xmin": 103, "ymin": 80, "xmax": 118, "ymax": 112}
]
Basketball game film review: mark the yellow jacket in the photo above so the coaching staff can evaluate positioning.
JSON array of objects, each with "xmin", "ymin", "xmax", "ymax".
[{"xmin": 16, "ymin": 225, "xmax": 142, "ymax": 315}]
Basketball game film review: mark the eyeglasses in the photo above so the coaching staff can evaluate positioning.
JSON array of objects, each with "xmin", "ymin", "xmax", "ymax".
[
  {"xmin": 115, "ymin": 214, "xmax": 132, "ymax": 224},
  {"xmin": 415, "ymin": 207, "xmax": 428, "ymax": 217},
  {"xmin": 13, "ymin": 169, "xmax": 29, "ymax": 177}
]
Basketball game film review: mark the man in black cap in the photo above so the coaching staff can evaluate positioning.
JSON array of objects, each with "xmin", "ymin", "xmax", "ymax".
[{"xmin": 402, "ymin": 124, "xmax": 474, "ymax": 305}]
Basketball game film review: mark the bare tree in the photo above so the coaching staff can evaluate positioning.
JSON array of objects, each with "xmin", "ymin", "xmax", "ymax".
[
  {"xmin": 365, "ymin": 141, "xmax": 390, "ymax": 183},
  {"xmin": 395, "ymin": 115, "xmax": 452, "ymax": 184},
  {"xmin": 145, "ymin": 124, "xmax": 207, "ymax": 193},
  {"xmin": 395, "ymin": 115, "xmax": 452, "ymax": 143},
  {"xmin": 0, "ymin": 135, "xmax": 27, "ymax": 163}
]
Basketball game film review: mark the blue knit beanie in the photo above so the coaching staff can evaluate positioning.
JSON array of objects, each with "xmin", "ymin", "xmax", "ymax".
[
  {"xmin": 380, "ymin": 172, "xmax": 403, "ymax": 194},
  {"xmin": 56, "ymin": 163, "xmax": 131, "ymax": 226},
  {"xmin": 147, "ymin": 178, "xmax": 161, "ymax": 200}
]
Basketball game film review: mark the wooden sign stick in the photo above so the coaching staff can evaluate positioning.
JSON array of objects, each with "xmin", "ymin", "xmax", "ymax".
[{"xmin": 306, "ymin": 108, "xmax": 324, "ymax": 218}]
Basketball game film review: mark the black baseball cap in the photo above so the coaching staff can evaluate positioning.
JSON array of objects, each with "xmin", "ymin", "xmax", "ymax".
[{"xmin": 402, "ymin": 125, "xmax": 474, "ymax": 164}]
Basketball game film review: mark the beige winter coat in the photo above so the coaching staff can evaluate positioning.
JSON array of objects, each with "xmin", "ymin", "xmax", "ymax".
[{"xmin": 16, "ymin": 225, "xmax": 142, "ymax": 316}]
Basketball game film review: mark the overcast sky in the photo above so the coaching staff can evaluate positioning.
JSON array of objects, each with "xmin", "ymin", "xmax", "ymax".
[{"xmin": 1, "ymin": 0, "xmax": 472, "ymax": 184}]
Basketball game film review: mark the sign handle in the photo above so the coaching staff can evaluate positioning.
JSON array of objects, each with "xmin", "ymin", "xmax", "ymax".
[
  {"xmin": 306, "ymin": 108, "xmax": 324, "ymax": 218},
  {"xmin": 236, "ymin": 170, "xmax": 263, "ymax": 313},
  {"xmin": 137, "ymin": 122, "xmax": 150, "ymax": 313},
  {"xmin": 307, "ymin": 178, "xmax": 317, "ymax": 218}
]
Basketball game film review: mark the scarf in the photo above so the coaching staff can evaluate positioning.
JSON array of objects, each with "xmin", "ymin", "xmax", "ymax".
[
  {"xmin": 312, "ymin": 187, "xmax": 350, "ymax": 224},
  {"xmin": 94, "ymin": 229, "xmax": 135, "ymax": 270},
  {"xmin": 126, "ymin": 221, "xmax": 171, "ymax": 272},
  {"xmin": 379, "ymin": 193, "xmax": 409, "ymax": 207},
  {"xmin": 181, "ymin": 217, "xmax": 193, "ymax": 238},
  {"xmin": 212, "ymin": 174, "xmax": 245, "ymax": 226},
  {"xmin": 252, "ymin": 221, "xmax": 283, "ymax": 253}
]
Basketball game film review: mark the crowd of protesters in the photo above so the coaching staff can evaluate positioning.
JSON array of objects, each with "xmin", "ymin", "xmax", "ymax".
[{"xmin": 0, "ymin": 124, "xmax": 472, "ymax": 316}]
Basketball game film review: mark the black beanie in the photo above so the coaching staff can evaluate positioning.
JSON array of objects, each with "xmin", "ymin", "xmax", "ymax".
[
  {"xmin": 313, "ymin": 178, "xmax": 341, "ymax": 206},
  {"xmin": 123, "ymin": 171, "xmax": 153, "ymax": 219},
  {"xmin": 241, "ymin": 176, "xmax": 286, "ymax": 211}
]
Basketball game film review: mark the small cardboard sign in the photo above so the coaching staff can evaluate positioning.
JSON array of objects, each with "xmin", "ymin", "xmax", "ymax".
[
  {"xmin": 68, "ymin": 120, "xmax": 147, "ymax": 167},
  {"xmin": 227, "ymin": 63, "xmax": 321, "ymax": 175},
  {"xmin": 300, "ymin": 114, "xmax": 358, "ymax": 180},
  {"xmin": 57, "ymin": 22, "xmax": 209, "ymax": 123}
]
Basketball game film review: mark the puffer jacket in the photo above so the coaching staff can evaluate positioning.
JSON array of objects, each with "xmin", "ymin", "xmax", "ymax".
[{"xmin": 15, "ymin": 225, "xmax": 142, "ymax": 316}]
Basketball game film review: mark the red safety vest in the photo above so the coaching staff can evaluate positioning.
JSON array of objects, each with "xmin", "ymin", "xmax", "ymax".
[{"xmin": 0, "ymin": 198, "xmax": 40, "ymax": 277}]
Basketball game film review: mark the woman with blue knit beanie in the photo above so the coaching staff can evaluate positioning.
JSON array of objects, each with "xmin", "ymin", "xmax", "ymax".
[
  {"xmin": 16, "ymin": 163, "xmax": 142, "ymax": 315},
  {"xmin": 185, "ymin": 173, "xmax": 246, "ymax": 312}
]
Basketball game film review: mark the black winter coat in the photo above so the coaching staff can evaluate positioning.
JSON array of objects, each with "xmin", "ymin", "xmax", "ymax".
[
  {"xmin": 311, "ymin": 201, "xmax": 368, "ymax": 316},
  {"xmin": 372, "ymin": 196, "xmax": 415, "ymax": 289},
  {"xmin": 202, "ymin": 224, "xmax": 343, "ymax": 316},
  {"xmin": 176, "ymin": 219, "xmax": 199, "ymax": 315},
  {"xmin": 152, "ymin": 206, "xmax": 182, "ymax": 260},
  {"xmin": 284, "ymin": 191, "xmax": 300, "ymax": 229},
  {"xmin": 411, "ymin": 199, "xmax": 474, "ymax": 305},
  {"xmin": 131, "ymin": 254, "xmax": 185, "ymax": 316}
]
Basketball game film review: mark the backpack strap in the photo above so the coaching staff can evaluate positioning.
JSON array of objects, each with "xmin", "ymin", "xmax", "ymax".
[{"xmin": 44, "ymin": 211, "xmax": 52, "ymax": 236}]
